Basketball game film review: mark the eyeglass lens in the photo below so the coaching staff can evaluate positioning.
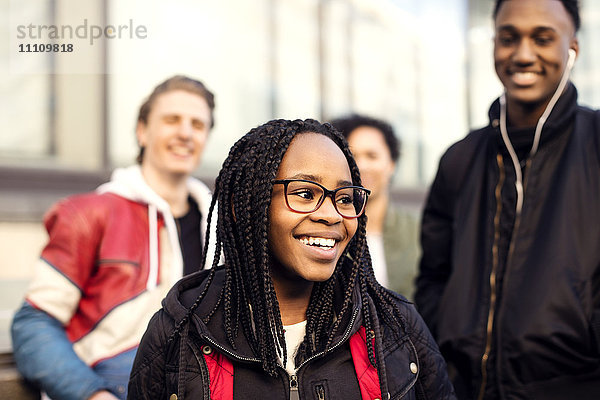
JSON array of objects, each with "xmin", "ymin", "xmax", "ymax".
[{"xmin": 285, "ymin": 180, "xmax": 367, "ymax": 217}]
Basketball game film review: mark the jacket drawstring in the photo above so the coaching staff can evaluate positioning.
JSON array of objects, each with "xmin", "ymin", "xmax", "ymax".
[
  {"xmin": 146, "ymin": 204, "xmax": 185, "ymax": 290},
  {"xmin": 163, "ymin": 213, "xmax": 184, "ymax": 286},
  {"xmin": 147, "ymin": 204, "xmax": 159, "ymax": 290}
]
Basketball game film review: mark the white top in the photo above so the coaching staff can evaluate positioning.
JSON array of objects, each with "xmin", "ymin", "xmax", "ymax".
[
  {"xmin": 281, "ymin": 320, "xmax": 307, "ymax": 375},
  {"xmin": 367, "ymin": 233, "xmax": 388, "ymax": 287}
]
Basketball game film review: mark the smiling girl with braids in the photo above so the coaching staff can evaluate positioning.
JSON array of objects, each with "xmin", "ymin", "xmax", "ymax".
[{"xmin": 128, "ymin": 119, "xmax": 455, "ymax": 400}]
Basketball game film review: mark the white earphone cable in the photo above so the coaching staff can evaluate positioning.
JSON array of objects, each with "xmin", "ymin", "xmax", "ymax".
[{"xmin": 498, "ymin": 49, "xmax": 576, "ymax": 216}]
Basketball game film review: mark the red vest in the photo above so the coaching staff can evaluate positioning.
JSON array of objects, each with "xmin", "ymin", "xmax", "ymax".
[{"xmin": 201, "ymin": 326, "xmax": 381, "ymax": 400}]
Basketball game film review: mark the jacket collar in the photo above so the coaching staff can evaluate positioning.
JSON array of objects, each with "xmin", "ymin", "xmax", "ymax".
[
  {"xmin": 96, "ymin": 165, "xmax": 215, "ymax": 288},
  {"xmin": 489, "ymin": 82, "xmax": 578, "ymax": 160},
  {"xmin": 164, "ymin": 266, "xmax": 364, "ymax": 362},
  {"xmin": 96, "ymin": 165, "xmax": 211, "ymax": 215}
]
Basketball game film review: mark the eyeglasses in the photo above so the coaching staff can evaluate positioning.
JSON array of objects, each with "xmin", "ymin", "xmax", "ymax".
[{"xmin": 272, "ymin": 179, "xmax": 370, "ymax": 219}]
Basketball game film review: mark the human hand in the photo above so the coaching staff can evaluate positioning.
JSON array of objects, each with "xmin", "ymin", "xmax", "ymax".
[{"xmin": 88, "ymin": 390, "xmax": 120, "ymax": 400}]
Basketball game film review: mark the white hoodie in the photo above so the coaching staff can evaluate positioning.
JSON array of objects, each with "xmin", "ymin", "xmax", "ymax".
[{"xmin": 97, "ymin": 165, "xmax": 215, "ymax": 290}]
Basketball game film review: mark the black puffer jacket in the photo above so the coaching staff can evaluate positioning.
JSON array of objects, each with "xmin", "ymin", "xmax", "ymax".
[
  {"xmin": 415, "ymin": 84, "xmax": 600, "ymax": 399},
  {"xmin": 129, "ymin": 267, "xmax": 456, "ymax": 399}
]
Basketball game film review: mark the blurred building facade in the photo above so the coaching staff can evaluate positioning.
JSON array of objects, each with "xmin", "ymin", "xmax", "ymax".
[{"xmin": 1, "ymin": 0, "xmax": 599, "ymax": 353}]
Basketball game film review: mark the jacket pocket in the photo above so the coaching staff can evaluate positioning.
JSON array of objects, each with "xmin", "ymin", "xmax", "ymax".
[
  {"xmin": 384, "ymin": 336, "xmax": 419, "ymax": 400},
  {"xmin": 313, "ymin": 381, "xmax": 329, "ymax": 400}
]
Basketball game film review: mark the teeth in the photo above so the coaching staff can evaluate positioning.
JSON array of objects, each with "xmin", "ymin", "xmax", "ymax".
[
  {"xmin": 300, "ymin": 237, "xmax": 335, "ymax": 248},
  {"xmin": 512, "ymin": 71, "xmax": 538, "ymax": 85},
  {"xmin": 323, "ymin": 238, "xmax": 335, "ymax": 247},
  {"xmin": 171, "ymin": 146, "xmax": 191, "ymax": 156}
]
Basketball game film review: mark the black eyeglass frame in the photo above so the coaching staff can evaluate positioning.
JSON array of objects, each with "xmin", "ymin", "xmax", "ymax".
[{"xmin": 272, "ymin": 179, "xmax": 371, "ymax": 219}]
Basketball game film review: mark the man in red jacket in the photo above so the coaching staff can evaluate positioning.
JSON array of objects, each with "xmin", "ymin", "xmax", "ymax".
[{"xmin": 11, "ymin": 75, "xmax": 216, "ymax": 400}]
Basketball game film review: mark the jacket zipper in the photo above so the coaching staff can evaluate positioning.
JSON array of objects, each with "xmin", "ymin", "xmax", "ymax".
[
  {"xmin": 199, "ymin": 307, "xmax": 359, "ymax": 398},
  {"xmin": 492, "ymin": 158, "xmax": 529, "ymax": 400},
  {"xmin": 478, "ymin": 154, "xmax": 505, "ymax": 400},
  {"xmin": 478, "ymin": 155, "xmax": 531, "ymax": 400},
  {"xmin": 200, "ymin": 305, "xmax": 358, "ymax": 365},
  {"xmin": 284, "ymin": 307, "xmax": 359, "ymax": 400},
  {"xmin": 295, "ymin": 307, "xmax": 360, "ymax": 371},
  {"xmin": 201, "ymin": 335, "xmax": 261, "ymax": 363},
  {"xmin": 289, "ymin": 374, "xmax": 300, "ymax": 400}
]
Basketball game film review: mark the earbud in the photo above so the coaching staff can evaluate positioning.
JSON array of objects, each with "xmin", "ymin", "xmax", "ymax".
[{"xmin": 568, "ymin": 49, "xmax": 576, "ymax": 64}]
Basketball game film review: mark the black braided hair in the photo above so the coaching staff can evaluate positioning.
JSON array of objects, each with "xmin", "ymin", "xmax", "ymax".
[{"xmin": 179, "ymin": 118, "xmax": 406, "ymax": 377}]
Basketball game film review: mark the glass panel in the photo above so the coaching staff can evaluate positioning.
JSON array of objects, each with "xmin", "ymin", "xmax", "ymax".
[
  {"xmin": 107, "ymin": 0, "xmax": 273, "ymax": 177},
  {"xmin": 578, "ymin": 0, "xmax": 600, "ymax": 108},
  {"xmin": 1, "ymin": 0, "xmax": 52, "ymax": 162}
]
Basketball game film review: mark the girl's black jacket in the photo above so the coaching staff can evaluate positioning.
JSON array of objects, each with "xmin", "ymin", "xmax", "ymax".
[{"xmin": 128, "ymin": 266, "xmax": 456, "ymax": 399}]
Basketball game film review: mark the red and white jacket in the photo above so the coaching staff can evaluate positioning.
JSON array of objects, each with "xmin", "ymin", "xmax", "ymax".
[{"xmin": 25, "ymin": 165, "xmax": 213, "ymax": 367}]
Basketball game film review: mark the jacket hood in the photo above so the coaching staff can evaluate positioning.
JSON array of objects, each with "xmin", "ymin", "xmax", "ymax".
[
  {"xmin": 96, "ymin": 165, "xmax": 214, "ymax": 290},
  {"xmin": 163, "ymin": 266, "xmax": 364, "ymax": 362},
  {"xmin": 96, "ymin": 165, "xmax": 211, "ymax": 212}
]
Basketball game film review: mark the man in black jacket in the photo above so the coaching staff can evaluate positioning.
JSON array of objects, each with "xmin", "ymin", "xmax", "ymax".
[{"xmin": 415, "ymin": 1, "xmax": 600, "ymax": 399}]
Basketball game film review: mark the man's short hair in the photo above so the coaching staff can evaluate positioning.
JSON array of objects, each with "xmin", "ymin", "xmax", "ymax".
[
  {"xmin": 136, "ymin": 75, "xmax": 215, "ymax": 163},
  {"xmin": 329, "ymin": 114, "xmax": 400, "ymax": 162},
  {"xmin": 493, "ymin": 0, "xmax": 581, "ymax": 32}
]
